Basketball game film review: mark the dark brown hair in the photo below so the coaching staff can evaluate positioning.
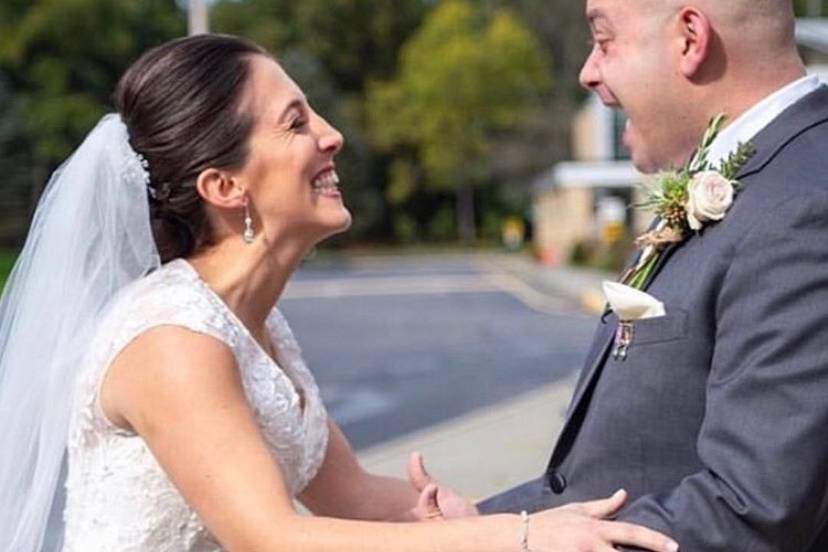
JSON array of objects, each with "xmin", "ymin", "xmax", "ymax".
[{"xmin": 115, "ymin": 34, "xmax": 267, "ymax": 262}]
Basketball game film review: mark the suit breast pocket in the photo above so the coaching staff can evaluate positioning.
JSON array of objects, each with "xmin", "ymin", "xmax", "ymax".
[
  {"xmin": 602, "ymin": 308, "xmax": 696, "ymax": 430},
  {"xmin": 629, "ymin": 308, "xmax": 688, "ymax": 347}
]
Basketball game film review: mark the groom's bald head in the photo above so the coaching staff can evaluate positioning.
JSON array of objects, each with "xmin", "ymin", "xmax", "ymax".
[
  {"xmin": 654, "ymin": 0, "xmax": 797, "ymax": 52},
  {"xmin": 653, "ymin": 0, "xmax": 794, "ymax": 17},
  {"xmin": 586, "ymin": 0, "xmax": 798, "ymax": 62},
  {"xmin": 636, "ymin": 0, "xmax": 801, "ymax": 98}
]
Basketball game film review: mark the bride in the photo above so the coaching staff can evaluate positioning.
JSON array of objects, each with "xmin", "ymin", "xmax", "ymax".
[{"xmin": 0, "ymin": 34, "xmax": 678, "ymax": 552}]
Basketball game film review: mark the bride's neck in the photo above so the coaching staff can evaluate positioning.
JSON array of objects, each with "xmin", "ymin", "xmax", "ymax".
[{"xmin": 186, "ymin": 236, "xmax": 309, "ymax": 334}]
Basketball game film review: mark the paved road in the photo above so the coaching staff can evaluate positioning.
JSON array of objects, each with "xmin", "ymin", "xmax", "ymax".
[{"xmin": 278, "ymin": 254, "xmax": 598, "ymax": 450}]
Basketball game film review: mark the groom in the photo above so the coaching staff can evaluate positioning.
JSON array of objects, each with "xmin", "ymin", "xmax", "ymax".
[{"xmin": 477, "ymin": 1, "xmax": 828, "ymax": 550}]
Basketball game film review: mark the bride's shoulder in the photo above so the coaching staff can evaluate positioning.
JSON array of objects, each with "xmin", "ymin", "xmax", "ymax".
[
  {"xmin": 94, "ymin": 259, "xmax": 237, "ymax": 354},
  {"xmin": 77, "ymin": 260, "xmax": 238, "ymax": 432}
]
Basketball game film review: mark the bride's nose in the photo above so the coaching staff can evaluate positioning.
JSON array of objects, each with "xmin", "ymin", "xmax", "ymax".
[{"xmin": 314, "ymin": 113, "xmax": 344, "ymax": 155}]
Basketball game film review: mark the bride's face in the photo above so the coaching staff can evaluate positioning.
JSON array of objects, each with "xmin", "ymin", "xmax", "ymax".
[{"xmin": 233, "ymin": 55, "xmax": 351, "ymax": 245}]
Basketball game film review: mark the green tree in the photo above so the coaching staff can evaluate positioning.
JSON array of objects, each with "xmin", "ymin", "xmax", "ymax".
[
  {"xmin": 0, "ymin": 0, "xmax": 184, "ymax": 244},
  {"xmin": 213, "ymin": 0, "xmax": 428, "ymax": 91},
  {"xmin": 0, "ymin": 71, "xmax": 32, "ymax": 245},
  {"xmin": 502, "ymin": 0, "xmax": 591, "ymax": 160},
  {"xmin": 795, "ymin": 0, "xmax": 828, "ymax": 16},
  {"xmin": 367, "ymin": 0, "xmax": 551, "ymax": 241},
  {"xmin": 0, "ymin": 0, "xmax": 184, "ymax": 169}
]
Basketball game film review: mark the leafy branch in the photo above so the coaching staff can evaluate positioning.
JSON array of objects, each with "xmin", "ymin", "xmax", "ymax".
[{"xmin": 719, "ymin": 141, "xmax": 757, "ymax": 180}]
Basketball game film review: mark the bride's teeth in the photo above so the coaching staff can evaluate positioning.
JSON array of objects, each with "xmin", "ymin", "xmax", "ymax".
[{"xmin": 312, "ymin": 171, "xmax": 340, "ymax": 189}]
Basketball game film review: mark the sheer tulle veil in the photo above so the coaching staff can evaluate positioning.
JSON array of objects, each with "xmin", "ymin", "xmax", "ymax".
[{"xmin": 0, "ymin": 114, "xmax": 160, "ymax": 550}]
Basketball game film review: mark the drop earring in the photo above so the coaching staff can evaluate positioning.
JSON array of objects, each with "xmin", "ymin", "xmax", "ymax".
[{"xmin": 243, "ymin": 199, "xmax": 254, "ymax": 244}]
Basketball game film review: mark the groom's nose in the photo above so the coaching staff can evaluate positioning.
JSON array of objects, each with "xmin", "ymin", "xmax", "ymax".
[{"xmin": 579, "ymin": 49, "xmax": 602, "ymax": 92}]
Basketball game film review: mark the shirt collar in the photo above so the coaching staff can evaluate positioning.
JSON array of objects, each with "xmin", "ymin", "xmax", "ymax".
[{"xmin": 707, "ymin": 75, "xmax": 822, "ymax": 167}]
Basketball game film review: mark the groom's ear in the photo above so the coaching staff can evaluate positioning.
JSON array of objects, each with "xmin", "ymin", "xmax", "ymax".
[{"xmin": 675, "ymin": 8, "xmax": 712, "ymax": 79}]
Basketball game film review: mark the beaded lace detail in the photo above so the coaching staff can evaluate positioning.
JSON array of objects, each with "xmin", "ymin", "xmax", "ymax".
[{"xmin": 63, "ymin": 259, "xmax": 329, "ymax": 551}]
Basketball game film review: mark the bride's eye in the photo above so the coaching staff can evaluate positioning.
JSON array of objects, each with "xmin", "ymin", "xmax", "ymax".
[{"xmin": 290, "ymin": 118, "xmax": 308, "ymax": 131}]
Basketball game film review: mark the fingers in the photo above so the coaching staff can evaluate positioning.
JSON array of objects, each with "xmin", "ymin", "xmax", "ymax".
[
  {"xmin": 431, "ymin": 487, "xmax": 480, "ymax": 518},
  {"xmin": 591, "ymin": 545, "xmax": 621, "ymax": 552},
  {"xmin": 407, "ymin": 451, "xmax": 433, "ymax": 492},
  {"xmin": 573, "ymin": 488, "xmax": 628, "ymax": 518},
  {"xmin": 415, "ymin": 483, "xmax": 443, "ymax": 521},
  {"xmin": 597, "ymin": 520, "xmax": 679, "ymax": 552}
]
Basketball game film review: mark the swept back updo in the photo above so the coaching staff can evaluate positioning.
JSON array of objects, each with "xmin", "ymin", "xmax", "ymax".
[{"xmin": 115, "ymin": 34, "xmax": 267, "ymax": 262}]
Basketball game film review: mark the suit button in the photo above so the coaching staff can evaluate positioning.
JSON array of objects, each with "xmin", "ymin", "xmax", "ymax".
[{"xmin": 548, "ymin": 471, "xmax": 567, "ymax": 494}]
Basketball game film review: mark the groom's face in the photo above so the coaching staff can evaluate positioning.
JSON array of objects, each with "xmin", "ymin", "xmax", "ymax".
[{"xmin": 580, "ymin": 0, "xmax": 690, "ymax": 173}]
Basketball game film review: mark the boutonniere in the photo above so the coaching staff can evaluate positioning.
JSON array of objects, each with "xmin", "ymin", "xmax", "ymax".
[{"xmin": 623, "ymin": 114, "xmax": 756, "ymax": 289}]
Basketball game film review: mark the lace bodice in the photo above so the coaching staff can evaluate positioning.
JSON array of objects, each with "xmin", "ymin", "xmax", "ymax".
[{"xmin": 62, "ymin": 259, "xmax": 329, "ymax": 551}]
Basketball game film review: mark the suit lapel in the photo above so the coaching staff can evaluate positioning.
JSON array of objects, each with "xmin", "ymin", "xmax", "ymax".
[
  {"xmin": 564, "ymin": 229, "xmax": 681, "ymax": 415},
  {"xmin": 556, "ymin": 237, "xmax": 680, "ymax": 441},
  {"xmin": 548, "ymin": 321, "xmax": 614, "ymax": 467},
  {"xmin": 565, "ymin": 315, "xmax": 615, "ymax": 417},
  {"xmin": 735, "ymin": 85, "xmax": 828, "ymax": 180},
  {"xmin": 639, "ymin": 240, "xmax": 682, "ymax": 291},
  {"xmin": 550, "ymin": 246, "xmax": 681, "ymax": 466}
]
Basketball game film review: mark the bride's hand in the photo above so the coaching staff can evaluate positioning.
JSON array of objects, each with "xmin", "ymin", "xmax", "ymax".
[
  {"xmin": 407, "ymin": 452, "xmax": 479, "ymax": 521},
  {"xmin": 529, "ymin": 489, "xmax": 679, "ymax": 552}
]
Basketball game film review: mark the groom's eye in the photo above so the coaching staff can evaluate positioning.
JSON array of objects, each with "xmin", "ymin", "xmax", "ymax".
[{"xmin": 588, "ymin": 36, "xmax": 610, "ymax": 54}]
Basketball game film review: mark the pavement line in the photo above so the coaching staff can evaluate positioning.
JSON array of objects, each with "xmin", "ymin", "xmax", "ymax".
[
  {"xmin": 482, "ymin": 272, "xmax": 570, "ymax": 314},
  {"xmin": 282, "ymin": 275, "xmax": 502, "ymax": 300},
  {"xmin": 283, "ymin": 272, "xmax": 572, "ymax": 316},
  {"xmin": 476, "ymin": 257, "xmax": 607, "ymax": 315}
]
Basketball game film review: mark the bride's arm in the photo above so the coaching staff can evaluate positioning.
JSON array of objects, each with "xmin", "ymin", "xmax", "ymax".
[
  {"xmin": 299, "ymin": 418, "xmax": 459, "ymax": 521},
  {"xmin": 101, "ymin": 326, "xmax": 677, "ymax": 552}
]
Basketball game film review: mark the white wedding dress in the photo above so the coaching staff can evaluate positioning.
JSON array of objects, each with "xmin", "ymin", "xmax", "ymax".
[{"xmin": 62, "ymin": 259, "xmax": 330, "ymax": 551}]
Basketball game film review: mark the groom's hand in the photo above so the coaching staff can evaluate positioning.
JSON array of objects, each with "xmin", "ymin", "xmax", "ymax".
[{"xmin": 407, "ymin": 451, "xmax": 479, "ymax": 521}]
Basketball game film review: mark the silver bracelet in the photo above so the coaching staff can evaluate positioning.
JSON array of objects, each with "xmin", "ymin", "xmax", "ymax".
[{"xmin": 519, "ymin": 510, "xmax": 532, "ymax": 552}]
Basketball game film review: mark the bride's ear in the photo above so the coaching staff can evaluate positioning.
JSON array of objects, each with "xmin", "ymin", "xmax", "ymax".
[
  {"xmin": 195, "ymin": 168, "xmax": 247, "ymax": 209},
  {"xmin": 675, "ymin": 8, "xmax": 712, "ymax": 79}
]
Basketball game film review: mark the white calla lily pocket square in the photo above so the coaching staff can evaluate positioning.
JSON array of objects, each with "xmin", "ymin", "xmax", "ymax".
[
  {"xmin": 602, "ymin": 281, "xmax": 666, "ymax": 361},
  {"xmin": 602, "ymin": 281, "xmax": 665, "ymax": 321}
]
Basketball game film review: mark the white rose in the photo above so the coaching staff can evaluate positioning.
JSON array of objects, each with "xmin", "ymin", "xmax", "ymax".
[{"xmin": 685, "ymin": 171, "xmax": 735, "ymax": 231}]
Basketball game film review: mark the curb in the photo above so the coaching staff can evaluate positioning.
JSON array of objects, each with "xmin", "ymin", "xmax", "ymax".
[{"xmin": 579, "ymin": 288, "xmax": 607, "ymax": 314}]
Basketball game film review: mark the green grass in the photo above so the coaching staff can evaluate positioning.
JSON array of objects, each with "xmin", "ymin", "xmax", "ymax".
[{"xmin": 0, "ymin": 250, "xmax": 18, "ymax": 292}]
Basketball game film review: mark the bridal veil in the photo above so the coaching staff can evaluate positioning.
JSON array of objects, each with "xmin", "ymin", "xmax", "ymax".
[{"xmin": 0, "ymin": 114, "xmax": 160, "ymax": 550}]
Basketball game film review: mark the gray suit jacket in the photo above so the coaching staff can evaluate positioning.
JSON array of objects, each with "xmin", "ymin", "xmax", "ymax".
[{"xmin": 480, "ymin": 86, "xmax": 828, "ymax": 551}]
